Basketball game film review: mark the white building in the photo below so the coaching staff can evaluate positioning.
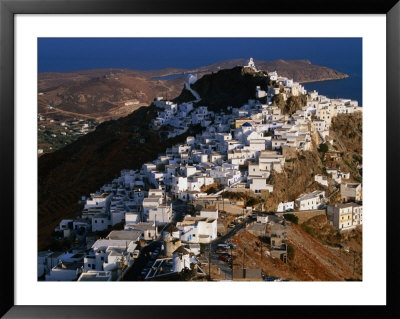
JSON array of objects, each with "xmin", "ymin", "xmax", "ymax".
[
  {"xmin": 200, "ymin": 209, "xmax": 219, "ymax": 219},
  {"xmin": 78, "ymin": 270, "xmax": 112, "ymax": 281},
  {"xmin": 177, "ymin": 216, "xmax": 217, "ymax": 244},
  {"xmin": 91, "ymin": 214, "xmax": 110, "ymax": 232},
  {"xmin": 314, "ymin": 174, "xmax": 329, "ymax": 187},
  {"xmin": 276, "ymin": 201, "xmax": 294, "ymax": 212},
  {"xmin": 248, "ymin": 177, "xmax": 274, "ymax": 194},
  {"xmin": 295, "ymin": 190, "xmax": 326, "ymax": 211}
]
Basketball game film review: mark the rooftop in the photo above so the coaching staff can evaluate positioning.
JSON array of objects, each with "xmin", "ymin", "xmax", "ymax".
[
  {"xmin": 107, "ymin": 230, "xmax": 142, "ymax": 241},
  {"xmin": 297, "ymin": 190, "xmax": 324, "ymax": 201},
  {"xmin": 78, "ymin": 271, "xmax": 111, "ymax": 281}
]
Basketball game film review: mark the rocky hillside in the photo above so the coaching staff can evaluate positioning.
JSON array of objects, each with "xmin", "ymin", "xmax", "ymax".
[
  {"xmin": 231, "ymin": 225, "xmax": 359, "ymax": 281},
  {"xmin": 38, "ymin": 59, "xmax": 348, "ymax": 121},
  {"xmin": 174, "ymin": 66, "xmax": 269, "ymax": 110},
  {"xmin": 328, "ymin": 112, "xmax": 363, "ymax": 183},
  {"xmin": 263, "ymin": 112, "xmax": 362, "ymax": 210},
  {"xmin": 38, "ymin": 70, "xmax": 184, "ymax": 122},
  {"xmin": 264, "ymin": 150, "xmax": 330, "ymax": 211}
]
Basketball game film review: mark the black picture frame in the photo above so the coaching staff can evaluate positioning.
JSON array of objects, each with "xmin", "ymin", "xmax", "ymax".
[{"xmin": 1, "ymin": 0, "xmax": 399, "ymax": 318}]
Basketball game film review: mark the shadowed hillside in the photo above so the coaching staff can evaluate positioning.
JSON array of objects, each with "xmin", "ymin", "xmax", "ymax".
[{"xmin": 38, "ymin": 104, "xmax": 201, "ymax": 250}]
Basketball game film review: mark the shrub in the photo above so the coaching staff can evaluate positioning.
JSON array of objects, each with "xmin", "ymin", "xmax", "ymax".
[
  {"xmin": 287, "ymin": 244, "xmax": 295, "ymax": 260},
  {"xmin": 263, "ymin": 131, "xmax": 272, "ymax": 137},
  {"xmin": 246, "ymin": 197, "xmax": 260, "ymax": 207},
  {"xmin": 318, "ymin": 143, "xmax": 329, "ymax": 153},
  {"xmin": 301, "ymin": 224, "xmax": 313, "ymax": 236},
  {"xmin": 284, "ymin": 213, "xmax": 298, "ymax": 224}
]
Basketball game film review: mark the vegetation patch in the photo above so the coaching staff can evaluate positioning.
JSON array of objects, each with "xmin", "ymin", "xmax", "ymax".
[{"xmin": 284, "ymin": 213, "xmax": 299, "ymax": 224}]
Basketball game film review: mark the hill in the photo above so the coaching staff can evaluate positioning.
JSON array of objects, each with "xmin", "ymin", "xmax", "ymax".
[
  {"xmin": 38, "ymin": 59, "xmax": 348, "ymax": 122},
  {"xmin": 37, "ymin": 65, "xmax": 357, "ymax": 251},
  {"xmin": 231, "ymin": 222, "xmax": 360, "ymax": 281},
  {"xmin": 173, "ymin": 66, "xmax": 270, "ymax": 110},
  {"xmin": 38, "ymin": 104, "xmax": 201, "ymax": 250}
]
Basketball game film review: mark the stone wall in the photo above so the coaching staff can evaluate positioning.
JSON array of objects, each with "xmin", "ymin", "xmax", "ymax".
[{"xmin": 276, "ymin": 209, "xmax": 326, "ymax": 224}]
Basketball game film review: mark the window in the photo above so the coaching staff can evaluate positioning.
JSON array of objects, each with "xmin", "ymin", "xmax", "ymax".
[
  {"xmin": 101, "ymin": 220, "xmax": 104, "ymax": 223},
  {"xmin": 101, "ymin": 257, "xmax": 104, "ymax": 261},
  {"xmin": 95, "ymin": 220, "xmax": 98, "ymax": 223}
]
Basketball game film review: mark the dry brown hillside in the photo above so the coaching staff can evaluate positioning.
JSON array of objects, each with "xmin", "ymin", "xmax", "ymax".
[
  {"xmin": 328, "ymin": 112, "xmax": 363, "ymax": 183},
  {"xmin": 265, "ymin": 150, "xmax": 330, "ymax": 211},
  {"xmin": 231, "ymin": 225, "xmax": 359, "ymax": 281}
]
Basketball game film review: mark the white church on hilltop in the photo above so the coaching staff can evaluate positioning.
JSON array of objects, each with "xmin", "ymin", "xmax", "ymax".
[{"xmin": 245, "ymin": 57, "xmax": 258, "ymax": 72}]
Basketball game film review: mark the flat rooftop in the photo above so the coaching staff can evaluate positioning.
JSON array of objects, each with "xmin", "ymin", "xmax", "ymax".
[
  {"xmin": 107, "ymin": 230, "xmax": 142, "ymax": 241},
  {"xmin": 78, "ymin": 271, "xmax": 111, "ymax": 281}
]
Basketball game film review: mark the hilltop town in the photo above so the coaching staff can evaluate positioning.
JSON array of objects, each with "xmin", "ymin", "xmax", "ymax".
[
  {"xmin": 38, "ymin": 59, "xmax": 362, "ymax": 282},
  {"xmin": 37, "ymin": 59, "xmax": 348, "ymax": 154}
]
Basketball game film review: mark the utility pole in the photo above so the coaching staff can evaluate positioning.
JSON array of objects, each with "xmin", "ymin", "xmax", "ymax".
[
  {"xmin": 231, "ymin": 247, "xmax": 233, "ymax": 281},
  {"xmin": 154, "ymin": 215, "xmax": 157, "ymax": 240},
  {"xmin": 242, "ymin": 248, "xmax": 246, "ymax": 271},
  {"xmin": 209, "ymin": 243, "xmax": 212, "ymax": 281}
]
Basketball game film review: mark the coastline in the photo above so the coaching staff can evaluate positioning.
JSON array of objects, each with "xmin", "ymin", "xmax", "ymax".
[
  {"xmin": 299, "ymin": 74, "xmax": 350, "ymax": 84},
  {"xmin": 299, "ymin": 74, "xmax": 349, "ymax": 84}
]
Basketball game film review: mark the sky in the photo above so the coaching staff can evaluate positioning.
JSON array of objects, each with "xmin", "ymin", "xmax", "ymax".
[{"xmin": 38, "ymin": 38, "xmax": 362, "ymax": 74}]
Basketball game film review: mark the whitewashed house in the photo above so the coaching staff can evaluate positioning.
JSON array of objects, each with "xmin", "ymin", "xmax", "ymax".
[
  {"xmin": 277, "ymin": 201, "xmax": 294, "ymax": 212},
  {"xmin": 314, "ymin": 174, "xmax": 329, "ymax": 187},
  {"xmin": 91, "ymin": 214, "xmax": 110, "ymax": 232},
  {"xmin": 295, "ymin": 190, "xmax": 326, "ymax": 211},
  {"xmin": 177, "ymin": 216, "xmax": 217, "ymax": 244}
]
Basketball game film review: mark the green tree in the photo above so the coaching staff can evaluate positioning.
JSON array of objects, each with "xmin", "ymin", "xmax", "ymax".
[
  {"xmin": 284, "ymin": 213, "xmax": 298, "ymax": 224},
  {"xmin": 318, "ymin": 143, "xmax": 329, "ymax": 153}
]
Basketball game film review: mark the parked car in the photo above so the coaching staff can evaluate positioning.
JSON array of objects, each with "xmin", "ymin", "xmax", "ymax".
[
  {"xmin": 215, "ymin": 247, "xmax": 229, "ymax": 254},
  {"xmin": 217, "ymin": 232, "xmax": 222, "ymax": 237},
  {"xmin": 228, "ymin": 243, "xmax": 236, "ymax": 249},
  {"xmin": 217, "ymin": 243, "xmax": 230, "ymax": 249},
  {"xmin": 218, "ymin": 255, "xmax": 232, "ymax": 263},
  {"xmin": 228, "ymin": 223, "xmax": 235, "ymax": 228}
]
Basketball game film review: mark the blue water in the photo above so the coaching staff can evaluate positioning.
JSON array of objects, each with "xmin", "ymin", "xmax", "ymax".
[
  {"xmin": 303, "ymin": 76, "xmax": 362, "ymax": 105},
  {"xmin": 154, "ymin": 73, "xmax": 186, "ymax": 80},
  {"xmin": 38, "ymin": 38, "xmax": 362, "ymax": 104}
]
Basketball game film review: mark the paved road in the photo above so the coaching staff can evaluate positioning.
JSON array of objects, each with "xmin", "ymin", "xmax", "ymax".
[
  {"xmin": 205, "ymin": 214, "xmax": 255, "ymax": 279},
  {"xmin": 122, "ymin": 241, "xmax": 162, "ymax": 281}
]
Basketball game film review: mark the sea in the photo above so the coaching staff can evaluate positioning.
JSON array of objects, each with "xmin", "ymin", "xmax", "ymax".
[{"xmin": 302, "ymin": 74, "xmax": 362, "ymax": 106}]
